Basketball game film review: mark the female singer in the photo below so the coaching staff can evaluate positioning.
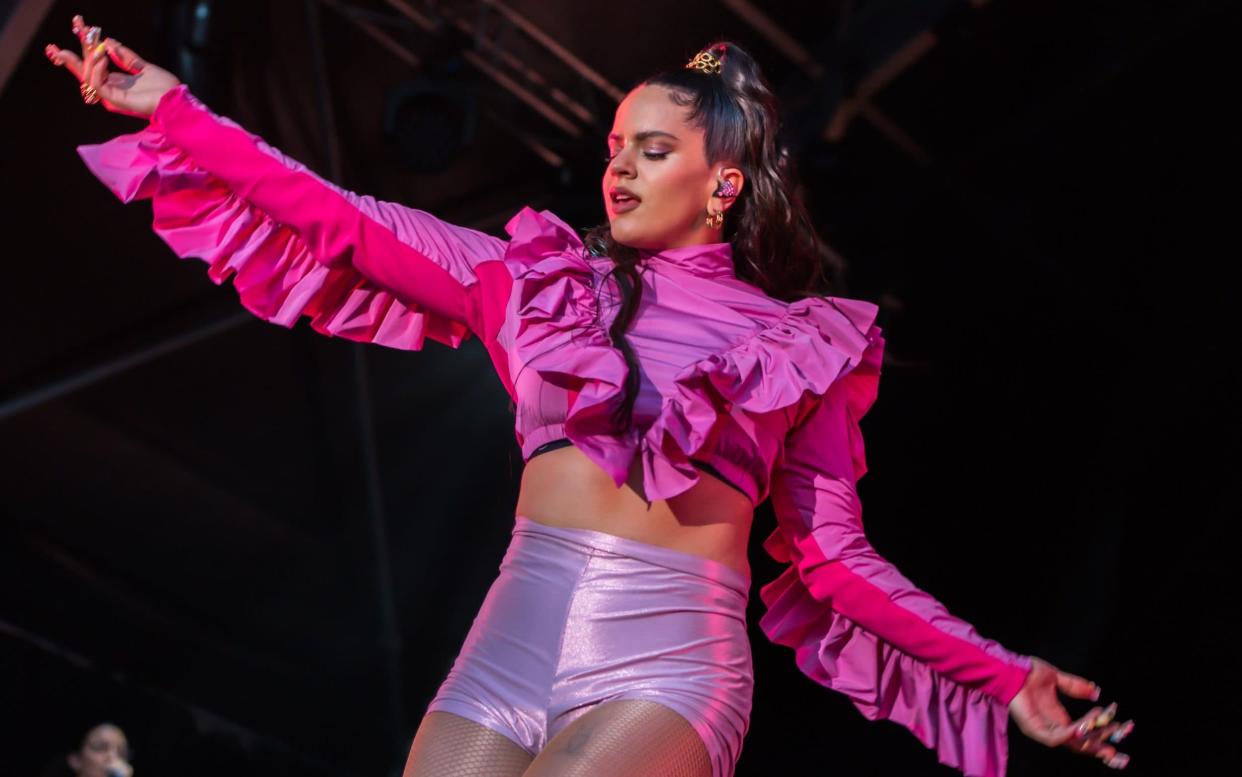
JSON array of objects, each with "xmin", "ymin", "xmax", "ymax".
[{"xmin": 47, "ymin": 14, "xmax": 1133, "ymax": 777}]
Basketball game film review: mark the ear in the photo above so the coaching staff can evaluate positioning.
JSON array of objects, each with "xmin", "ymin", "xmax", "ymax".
[{"xmin": 711, "ymin": 166, "xmax": 745, "ymax": 212}]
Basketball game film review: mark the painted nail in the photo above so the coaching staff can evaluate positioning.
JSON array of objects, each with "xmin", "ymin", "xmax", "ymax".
[
  {"xmin": 1091, "ymin": 684, "xmax": 1102, "ymax": 700},
  {"xmin": 1108, "ymin": 753, "xmax": 1130, "ymax": 769},
  {"xmin": 1108, "ymin": 721, "xmax": 1135, "ymax": 743},
  {"xmin": 1094, "ymin": 704, "xmax": 1117, "ymax": 727}
]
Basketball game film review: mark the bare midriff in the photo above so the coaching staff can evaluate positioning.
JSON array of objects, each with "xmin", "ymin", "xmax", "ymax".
[{"xmin": 515, "ymin": 444, "xmax": 754, "ymax": 579}]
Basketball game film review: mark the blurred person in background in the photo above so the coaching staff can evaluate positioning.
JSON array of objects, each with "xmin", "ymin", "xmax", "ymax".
[{"xmin": 39, "ymin": 722, "xmax": 133, "ymax": 777}]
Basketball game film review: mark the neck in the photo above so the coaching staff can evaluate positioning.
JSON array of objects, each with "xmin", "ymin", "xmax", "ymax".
[{"xmin": 660, "ymin": 224, "xmax": 724, "ymax": 249}]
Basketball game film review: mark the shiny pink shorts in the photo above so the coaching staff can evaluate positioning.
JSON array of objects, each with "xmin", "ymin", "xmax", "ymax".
[{"xmin": 426, "ymin": 515, "xmax": 754, "ymax": 777}]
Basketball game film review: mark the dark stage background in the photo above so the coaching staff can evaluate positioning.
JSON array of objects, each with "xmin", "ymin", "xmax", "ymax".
[{"xmin": 2, "ymin": 1, "xmax": 1235, "ymax": 775}]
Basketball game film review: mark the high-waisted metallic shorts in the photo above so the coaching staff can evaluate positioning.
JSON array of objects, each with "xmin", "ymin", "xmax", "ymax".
[{"xmin": 426, "ymin": 515, "xmax": 754, "ymax": 777}]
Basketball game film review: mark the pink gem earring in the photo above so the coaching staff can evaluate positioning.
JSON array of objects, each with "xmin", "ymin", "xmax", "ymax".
[{"xmin": 714, "ymin": 178, "xmax": 737, "ymax": 197}]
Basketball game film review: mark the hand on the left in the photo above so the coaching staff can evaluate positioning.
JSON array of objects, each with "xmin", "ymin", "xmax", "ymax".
[
  {"xmin": 1009, "ymin": 656, "xmax": 1134, "ymax": 770},
  {"xmin": 45, "ymin": 14, "xmax": 180, "ymax": 119}
]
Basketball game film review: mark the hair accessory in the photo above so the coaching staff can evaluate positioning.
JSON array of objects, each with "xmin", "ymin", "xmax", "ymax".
[
  {"xmin": 685, "ymin": 49, "xmax": 723, "ymax": 75},
  {"xmin": 714, "ymin": 178, "xmax": 737, "ymax": 198}
]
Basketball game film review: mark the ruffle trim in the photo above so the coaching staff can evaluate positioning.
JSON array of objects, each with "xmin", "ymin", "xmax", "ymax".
[
  {"xmin": 500, "ymin": 206, "xmax": 884, "ymax": 504},
  {"xmin": 759, "ymin": 568, "xmax": 1025, "ymax": 777},
  {"xmin": 501, "ymin": 208, "xmax": 642, "ymax": 470},
  {"xmin": 76, "ymin": 89, "xmax": 471, "ymax": 350},
  {"xmin": 642, "ymin": 293, "xmax": 881, "ymax": 503}
]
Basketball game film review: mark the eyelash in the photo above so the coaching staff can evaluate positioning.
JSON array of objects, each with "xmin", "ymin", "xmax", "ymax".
[{"xmin": 603, "ymin": 151, "xmax": 669, "ymax": 164}]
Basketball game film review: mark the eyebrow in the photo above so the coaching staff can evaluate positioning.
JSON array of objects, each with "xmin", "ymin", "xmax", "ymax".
[{"xmin": 607, "ymin": 130, "xmax": 680, "ymax": 143}]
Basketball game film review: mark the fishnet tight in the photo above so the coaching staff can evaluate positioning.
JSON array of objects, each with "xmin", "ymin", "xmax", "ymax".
[
  {"xmin": 403, "ymin": 701, "xmax": 713, "ymax": 777},
  {"xmin": 403, "ymin": 711, "xmax": 533, "ymax": 777},
  {"xmin": 525, "ymin": 699, "xmax": 712, "ymax": 777}
]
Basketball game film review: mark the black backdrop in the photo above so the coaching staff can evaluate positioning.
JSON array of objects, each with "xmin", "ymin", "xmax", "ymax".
[{"xmin": 2, "ymin": 1, "xmax": 1235, "ymax": 775}]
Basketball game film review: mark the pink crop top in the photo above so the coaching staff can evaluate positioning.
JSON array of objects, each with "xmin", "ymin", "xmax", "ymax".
[{"xmin": 77, "ymin": 85, "xmax": 1033, "ymax": 776}]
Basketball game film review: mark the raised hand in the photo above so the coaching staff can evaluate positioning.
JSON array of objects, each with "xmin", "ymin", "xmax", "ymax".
[
  {"xmin": 1009, "ymin": 656, "xmax": 1135, "ymax": 770},
  {"xmin": 45, "ymin": 14, "xmax": 181, "ymax": 119}
]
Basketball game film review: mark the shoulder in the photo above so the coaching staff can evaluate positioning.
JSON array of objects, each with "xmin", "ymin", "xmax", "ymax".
[
  {"xmin": 675, "ymin": 292, "xmax": 884, "ymax": 423},
  {"xmin": 760, "ymin": 294, "xmax": 886, "ymax": 430},
  {"xmin": 503, "ymin": 207, "xmax": 582, "ymax": 248}
]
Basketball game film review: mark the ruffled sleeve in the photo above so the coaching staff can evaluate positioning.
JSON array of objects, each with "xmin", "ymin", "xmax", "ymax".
[
  {"xmin": 75, "ymin": 84, "xmax": 510, "ymax": 350},
  {"xmin": 758, "ymin": 308, "xmax": 1032, "ymax": 777}
]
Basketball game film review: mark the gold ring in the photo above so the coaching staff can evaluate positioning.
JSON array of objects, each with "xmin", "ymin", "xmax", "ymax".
[{"xmin": 80, "ymin": 81, "xmax": 100, "ymax": 104}]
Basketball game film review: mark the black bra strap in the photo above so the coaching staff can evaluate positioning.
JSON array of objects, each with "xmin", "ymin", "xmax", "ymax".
[
  {"xmin": 528, "ymin": 437, "xmax": 574, "ymax": 458},
  {"xmin": 690, "ymin": 460, "xmax": 751, "ymax": 501}
]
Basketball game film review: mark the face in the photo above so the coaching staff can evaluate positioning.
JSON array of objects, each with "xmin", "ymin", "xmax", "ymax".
[
  {"xmin": 67, "ymin": 724, "xmax": 130, "ymax": 777},
  {"xmin": 603, "ymin": 84, "xmax": 744, "ymax": 250}
]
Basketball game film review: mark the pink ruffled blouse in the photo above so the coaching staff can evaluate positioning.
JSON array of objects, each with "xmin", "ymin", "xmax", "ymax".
[{"xmin": 77, "ymin": 84, "xmax": 1033, "ymax": 776}]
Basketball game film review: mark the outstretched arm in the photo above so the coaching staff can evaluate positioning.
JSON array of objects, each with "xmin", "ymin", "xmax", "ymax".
[
  {"xmin": 760, "ymin": 381, "xmax": 1133, "ymax": 774},
  {"xmin": 130, "ymin": 84, "xmax": 509, "ymax": 333},
  {"xmin": 52, "ymin": 20, "xmax": 509, "ymax": 350}
]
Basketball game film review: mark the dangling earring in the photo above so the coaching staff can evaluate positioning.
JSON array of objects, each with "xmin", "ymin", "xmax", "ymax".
[{"xmin": 706, "ymin": 210, "xmax": 724, "ymax": 229}]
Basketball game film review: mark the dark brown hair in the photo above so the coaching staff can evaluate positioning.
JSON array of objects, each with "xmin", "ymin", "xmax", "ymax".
[{"xmin": 586, "ymin": 41, "xmax": 834, "ymax": 432}]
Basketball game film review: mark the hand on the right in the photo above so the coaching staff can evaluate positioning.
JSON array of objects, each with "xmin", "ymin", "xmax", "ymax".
[
  {"xmin": 1009, "ymin": 656, "xmax": 1134, "ymax": 770},
  {"xmin": 45, "ymin": 14, "xmax": 181, "ymax": 119}
]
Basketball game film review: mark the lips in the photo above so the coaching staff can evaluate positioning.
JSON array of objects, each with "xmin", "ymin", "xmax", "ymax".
[{"xmin": 609, "ymin": 187, "xmax": 640, "ymax": 214}]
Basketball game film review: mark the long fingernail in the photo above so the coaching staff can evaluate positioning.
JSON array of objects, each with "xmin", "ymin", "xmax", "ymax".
[
  {"xmin": 1108, "ymin": 721, "xmax": 1135, "ymax": 744},
  {"xmin": 1095, "ymin": 703, "xmax": 1118, "ymax": 727},
  {"xmin": 1091, "ymin": 684, "xmax": 1101, "ymax": 700},
  {"xmin": 1108, "ymin": 753, "xmax": 1130, "ymax": 769}
]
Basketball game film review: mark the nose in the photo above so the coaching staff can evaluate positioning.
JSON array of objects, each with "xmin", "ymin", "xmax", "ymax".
[{"xmin": 606, "ymin": 147, "xmax": 635, "ymax": 178}]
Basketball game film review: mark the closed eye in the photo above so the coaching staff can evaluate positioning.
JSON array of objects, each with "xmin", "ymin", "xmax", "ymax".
[{"xmin": 604, "ymin": 150, "xmax": 671, "ymax": 163}]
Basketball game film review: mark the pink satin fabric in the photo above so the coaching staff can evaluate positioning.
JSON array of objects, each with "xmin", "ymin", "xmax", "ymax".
[{"xmin": 428, "ymin": 515, "xmax": 752, "ymax": 777}]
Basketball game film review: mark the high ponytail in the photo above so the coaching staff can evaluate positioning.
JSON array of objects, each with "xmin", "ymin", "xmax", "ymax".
[{"xmin": 585, "ymin": 41, "xmax": 832, "ymax": 432}]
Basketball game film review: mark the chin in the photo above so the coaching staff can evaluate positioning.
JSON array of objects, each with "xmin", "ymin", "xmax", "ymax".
[{"xmin": 608, "ymin": 219, "xmax": 658, "ymax": 250}]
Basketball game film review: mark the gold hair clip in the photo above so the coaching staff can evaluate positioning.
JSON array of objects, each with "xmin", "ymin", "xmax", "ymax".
[{"xmin": 685, "ymin": 50, "xmax": 723, "ymax": 75}]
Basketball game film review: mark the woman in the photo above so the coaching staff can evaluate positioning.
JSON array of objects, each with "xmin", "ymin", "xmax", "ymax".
[{"xmin": 47, "ymin": 14, "xmax": 1134, "ymax": 777}]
